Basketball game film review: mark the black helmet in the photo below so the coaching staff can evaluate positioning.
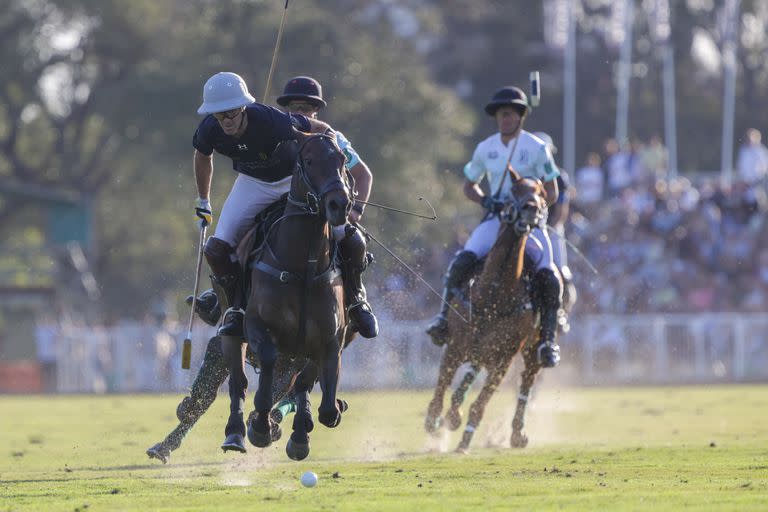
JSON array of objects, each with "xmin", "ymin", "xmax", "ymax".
[
  {"xmin": 276, "ymin": 76, "xmax": 327, "ymax": 109},
  {"xmin": 484, "ymin": 86, "xmax": 529, "ymax": 116}
]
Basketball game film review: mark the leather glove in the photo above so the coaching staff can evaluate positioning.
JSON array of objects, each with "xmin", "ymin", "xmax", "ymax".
[
  {"xmin": 195, "ymin": 198, "xmax": 212, "ymax": 228},
  {"xmin": 481, "ymin": 195, "xmax": 504, "ymax": 214}
]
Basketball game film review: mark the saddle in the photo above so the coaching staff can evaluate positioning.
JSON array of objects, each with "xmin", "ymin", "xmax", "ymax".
[{"xmin": 455, "ymin": 254, "xmax": 536, "ymax": 318}]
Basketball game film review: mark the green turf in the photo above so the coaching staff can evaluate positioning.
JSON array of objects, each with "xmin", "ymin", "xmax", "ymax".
[{"xmin": 1, "ymin": 384, "xmax": 767, "ymax": 511}]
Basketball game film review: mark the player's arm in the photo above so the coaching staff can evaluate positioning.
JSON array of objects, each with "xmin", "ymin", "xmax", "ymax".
[
  {"xmin": 194, "ymin": 149, "xmax": 213, "ymax": 200},
  {"xmin": 543, "ymin": 177, "xmax": 559, "ymax": 207}
]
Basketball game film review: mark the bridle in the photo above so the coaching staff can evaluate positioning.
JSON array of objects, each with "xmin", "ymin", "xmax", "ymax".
[
  {"xmin": 286, "ymin": 133, "xmax": 352, "ymax": 216},
  {"xmin": 500, "ymin": 178, "xmax": 547, "ymax": 236}
]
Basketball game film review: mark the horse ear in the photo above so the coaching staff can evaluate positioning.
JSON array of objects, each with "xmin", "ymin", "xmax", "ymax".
[{"xmin": 507, "ymin": 165, "xmax": 523, "ymax": 182}]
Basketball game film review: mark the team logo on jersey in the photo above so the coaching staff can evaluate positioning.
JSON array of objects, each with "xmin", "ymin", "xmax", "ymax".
[
  {"xmin": 488, "ymin": 150, "xmax": 499, "ymax": 159},
  {"xmin": 236, "ymin": 144, "xmax": 248, "ymax": 151},
  {"xmin": 518, "ymin": 149, "xmax": 529, "ymax": 165}
]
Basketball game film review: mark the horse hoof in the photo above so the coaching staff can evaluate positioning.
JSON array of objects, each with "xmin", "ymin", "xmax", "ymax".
[
  {"xmin": 146, "ymin": 443, "xmax": 170, "ymax": 464},
  {"xmin": 270, "ymin": 422, "xmax": 283, "ymax": 443},
  {"xmin": 425, "ymin": 415, "xmax": 443, "ymax": 435},
  {"xmin": 286, "ymin": 436, "xmax": 310, "ymax": 461},
  {"xmin": 269, "ymin": 408, "xmax": 284, "ymax": 425},
  {"xmin": 445, "ymin": 408, "xmax": 462, "ymax": 431},
  {"xmin": 455, "ymin": 445, "xmax": 469, "ymax": 455},
  {"xmin": 510, "ymin": 432, "xmax": 529, "ymax": 448},
  {"xmin": 247, "ymin": 418, "xmax": 273, "ymax": 448},
  {"xmin": 221, "ymin": 434, "xmax": 247, "ymax": 453},
  {"xmin": 318, "ymin": 408, "xmax": 341, "ymax": 428}
]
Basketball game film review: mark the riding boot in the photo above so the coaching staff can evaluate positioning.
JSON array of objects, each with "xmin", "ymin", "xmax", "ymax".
[
  {"xmin": 339, "ymin": 225, "xmax": 378, "ymax": 338},
  {"xmin": 204, "ymin": 237, "xmax": 245, "ymax": 338},
  {"xmin": 185, "ymin": 288, "xmax": 222, "ymax": 326},
  {"xmin": 425, "ymin": 250, "xmax": 478, "ymax": 344},
  {"xmin": 533, "ymin": 268, "xmax": 562, "ymax": 368}
]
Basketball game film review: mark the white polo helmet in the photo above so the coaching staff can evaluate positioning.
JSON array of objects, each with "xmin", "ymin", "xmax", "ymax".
[
  {"xmin": 197, "ymin": 72, "xmax": 255, "ymax": 115},
  {"xmin": 533, "ymin": 131, "xmax": 557, "ymax": 154}
]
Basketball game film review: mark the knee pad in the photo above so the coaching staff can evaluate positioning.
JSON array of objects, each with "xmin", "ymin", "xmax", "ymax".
[
  {"xmin": 445, "ymin": 250, "xmax": 478, "ymax": 288},
  {"xmin": 338, "ymin": 225, "xmax": 367, "ymax": 264},
  {"xmin": 203, "ymin": 237, "xmax": 238, "ymax": 277},
  {"xmin": 533, "ymin": 268, "xmax": 562, "ymax": 309}
]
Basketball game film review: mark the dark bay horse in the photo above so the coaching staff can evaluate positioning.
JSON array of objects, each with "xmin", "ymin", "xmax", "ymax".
[
  {"xmin": 425, "ymin": 172, "xmax": 549, "ymax": 452},
  {"xmin": 223, "ymin": 132, "xmax": 353, "ymax": 461}
]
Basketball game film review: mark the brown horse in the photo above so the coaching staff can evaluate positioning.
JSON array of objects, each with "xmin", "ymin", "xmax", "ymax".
[
  {"xmin": 223, "ymin": 132, "xmax": 353, "ymax": 461},
  {"xmin": 425, "ymin": 172, "xmax": 549, "ymax": 452}
]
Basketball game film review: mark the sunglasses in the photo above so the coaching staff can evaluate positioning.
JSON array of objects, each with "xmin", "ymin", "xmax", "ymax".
[
  {"xmin": 287, "ymin": 102, "xmax": 319, "ymax": 114},
  {"xmin": 213, "ymin": 107, "xmax": 244, "ymax": 121}
]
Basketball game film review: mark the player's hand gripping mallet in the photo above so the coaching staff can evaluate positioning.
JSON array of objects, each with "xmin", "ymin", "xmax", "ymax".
[{"xmin": 181, "ymin": 225, "xmax": 207, "ymax": 369}]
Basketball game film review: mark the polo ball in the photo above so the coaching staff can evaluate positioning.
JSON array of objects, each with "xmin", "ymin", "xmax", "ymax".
[{"xmin": 300, "ymin": 471, "xmax": 318, "ymax": 488}]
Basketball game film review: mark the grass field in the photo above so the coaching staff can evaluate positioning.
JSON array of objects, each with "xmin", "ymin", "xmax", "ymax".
[{"xmin": 2, "ymin": 383, "xmax": 767, "ymax": 511}]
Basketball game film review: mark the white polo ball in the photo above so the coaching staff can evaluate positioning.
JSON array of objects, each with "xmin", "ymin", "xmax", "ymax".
[{"xmin": 300, "ymin": 471, "xmax": 318, "ymax": 488}]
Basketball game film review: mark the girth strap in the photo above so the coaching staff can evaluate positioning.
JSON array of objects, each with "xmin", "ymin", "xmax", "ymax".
[{"xmin": 254, "ymin": 260, "xmax": 341, "ymax": 286}]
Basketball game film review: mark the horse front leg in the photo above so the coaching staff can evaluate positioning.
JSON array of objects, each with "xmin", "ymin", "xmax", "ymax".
[
  {"xmin": 246, "ymin": 322, "xmax": 277, "ymax": 448},
  {"xmin": 456, "ymin": 366, "xmax": 506, "ymax": 453},
  {"xmin": 220, "ymin": 335, "xmax": 247, "ymax": 453},
  {"xmin": 425, "ymin": 344, "xmax": 462, "ymax": 435},
  {"xmin": 317, "ymin": 339, "xmax": 343, "ymax": 428},
  {"xmin": 511, "ymin": 342, "xmax": 542, "ymax": 448},
  {"xmin": 445, "ymin": 364, "xmax": 480, "ymax": 431},
  {"xmin": 286, "ymin": 363, "xmax": 318, "ymax": 461}
]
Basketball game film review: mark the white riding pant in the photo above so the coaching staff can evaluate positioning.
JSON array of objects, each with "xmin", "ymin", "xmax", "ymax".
[
  {"xmin": 463, "ymin": 216, "xmax": 556, "ymax": 272},
  {"xmin": 548, "ymin": 223, "xmax": 568, "ymax": 271},
  {"xmin": 214, "ymin": 173, "xmax": 349, "ymax": 247}
]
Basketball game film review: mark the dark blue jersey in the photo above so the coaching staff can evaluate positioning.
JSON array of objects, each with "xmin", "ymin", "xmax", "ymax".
[{"xmin": 193, "ymin": 103, "xmax": 311, "ymax": 182}]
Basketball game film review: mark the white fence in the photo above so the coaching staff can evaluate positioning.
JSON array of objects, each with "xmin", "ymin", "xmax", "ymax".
[{"xmin": 52, "ymin": 313, "xmax": 768, "ymax": 393}]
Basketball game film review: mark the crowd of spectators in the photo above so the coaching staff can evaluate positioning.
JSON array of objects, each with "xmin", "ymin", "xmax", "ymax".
[
  {"xmin": 374, "ymin": 128, "xmax": 768, "ymax": 319},
  {"xmin": 570, "ymin": 128, "xmax": 768, "ymax": 315}
]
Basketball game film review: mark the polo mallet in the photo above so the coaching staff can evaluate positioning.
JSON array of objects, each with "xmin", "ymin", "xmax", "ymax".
[
  {"xmin": 529, "ymin": 70, "xmax": 541, "ymax": 107},
  {"xmin": 181, "ymin": 224, "xmax": 207, "ymax": 369},
  {"xmin": 262, "ymin": 0, "xmax": 290, "ymax": 103}
]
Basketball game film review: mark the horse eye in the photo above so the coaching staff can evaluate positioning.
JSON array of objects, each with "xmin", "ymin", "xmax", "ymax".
[{"xmin": 305, "ymin": 159, "xmax": 312, "ymax": 166}]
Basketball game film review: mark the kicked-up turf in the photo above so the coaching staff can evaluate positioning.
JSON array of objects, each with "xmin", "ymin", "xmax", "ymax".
[{"xmin": 1, "ymin": 384, "xmax": 767, "ymax": 511}]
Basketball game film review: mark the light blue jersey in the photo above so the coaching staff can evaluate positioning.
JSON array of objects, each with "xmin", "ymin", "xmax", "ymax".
[
  {"xmin": 335, "ymin": 130, "xmax": 360, "ymax": 171},
  {"xmin": 464, "ymin": 130, "xmax": 559, "ymax": 200}
]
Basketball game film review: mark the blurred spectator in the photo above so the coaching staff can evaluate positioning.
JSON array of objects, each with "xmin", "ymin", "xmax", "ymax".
[
  {"xmin": 34, "ymin": 313, "xmax": 59, "ymax": 392},
  {"xmin": 736, "ymin": 128, "xmax": 768, "ymax": 185},
  {"xmin": 604, "ymin": 138, "xmax": 632, "ymax": 194},
  {"xmin": 639, "ymin": 134, "xmax": 667, "ymax": 182},
  {"xmin": 574, "ymin": 152, "xmax": 604, "ymax": 205}
]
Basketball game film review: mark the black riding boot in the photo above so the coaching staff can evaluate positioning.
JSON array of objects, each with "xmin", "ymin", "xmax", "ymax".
[
  {"xmin": 204, "ymin": 237, "xmax": 245, "ymax": 337},
  {"xmin": 533, "ymin": 268, "xmax": 562, "ymax": 368},
  {"xmin": 425, "ymin": 250, "xmax": 478, "ymax": 345},
  {"xmin": 339, "ymin": 225, "xmax": 378, "ymax": 338},
  {"xmin": 185, "ymin": 288, "xmax": 222, "ymax": 326}
]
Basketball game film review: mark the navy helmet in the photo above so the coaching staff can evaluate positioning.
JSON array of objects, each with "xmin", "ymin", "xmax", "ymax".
[
  {"xmin": 276, "ymin": 76, "xmax": 327, "ymax": 109},
  {"xmin": 485, "ymin": 86, "xmax": 529, "ymax": 116}
]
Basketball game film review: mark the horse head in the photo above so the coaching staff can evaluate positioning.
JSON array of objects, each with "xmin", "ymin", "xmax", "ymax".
[
  {"xmin": 500, "ymin": 169, "xmax": 548, "ymax": 236},
  {"xmin": 294, "ymin": 132, "xmax": 352, "ymax": 227}
]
